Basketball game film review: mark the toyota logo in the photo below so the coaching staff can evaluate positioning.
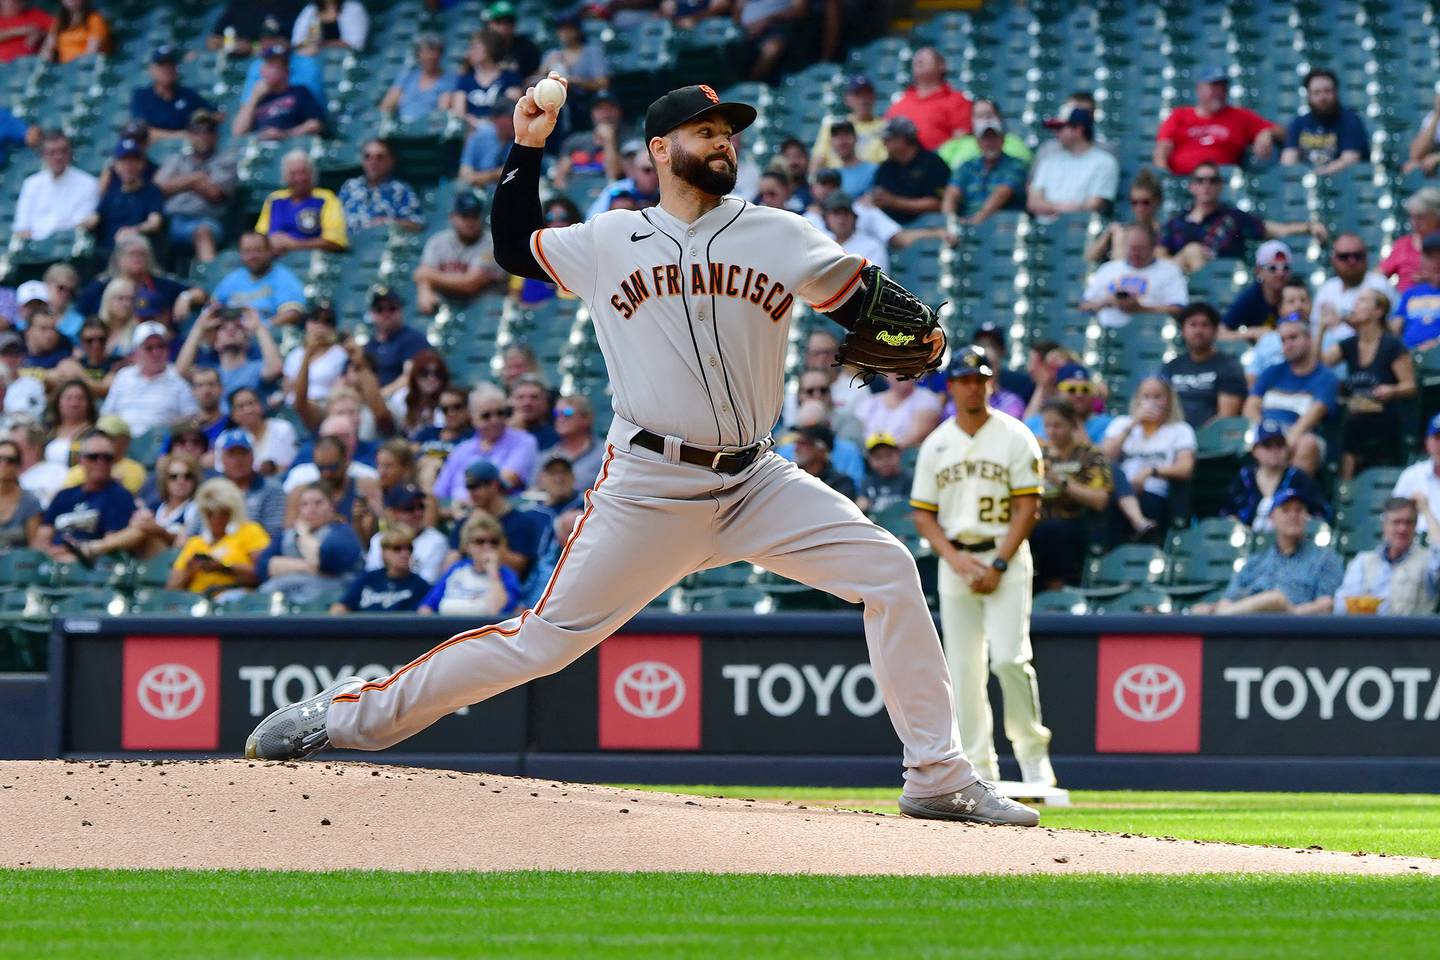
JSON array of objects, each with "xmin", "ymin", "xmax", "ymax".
[
  {"xmin": 1113, "ymin": 663, "xmax": 1185, "ymax": 722},
  {"xmin": 614, "ymin": 661, "xmax": 685, "ymax": 719},
  {"xmin": 137, "ymin": 663, "xmax": 206, "ymax": 721}
]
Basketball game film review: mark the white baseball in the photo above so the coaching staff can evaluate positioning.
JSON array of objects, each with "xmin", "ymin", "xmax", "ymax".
[{"xmin": 535, "ymin": 77, "xmax": 567, "ymax": 112}]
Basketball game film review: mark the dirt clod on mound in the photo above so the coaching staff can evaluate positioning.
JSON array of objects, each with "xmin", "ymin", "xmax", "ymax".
[{"xmin": 1, "ymin": 760, "xmax": 1435, "ymax": 875}]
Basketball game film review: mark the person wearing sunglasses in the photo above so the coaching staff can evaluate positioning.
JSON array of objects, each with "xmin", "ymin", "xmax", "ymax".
[
  {"xmin": 434, "ymin": 383, "xmax": 538, "ymax": 501},
  {"xmin": 99, "ymin": 321, "xmax": 200, "ymax": 437},
  {"xmin": 41, "ymin": 263, "xmax": 83, "ymax": 338},
  {"xmin": 1312, "ymin": 233, "xmax": 1395, "ymax": 346},
  {"xmin": 0, "ymin": 438, "xmax": 42, "ymax": 549},
  {"xmin": 333, "ymin": 521, "xmax": 432, "ymax": 615},
  {"xmin": 57, "ymin": 414, "xmax": 146, "ymax": 494},
  {"xmin": 360, "ymin": 483, "xmax": 447, "ymax": 584},
  {"xmin": 1220, "ymin": 240, "xmax": 1305, "ymax": 344},
  {"xmin": 338, "ymin": 138, "xmax": 422, "ymax": 234},
  {"xmin": 1023, "ymin": 361, "xmax": 1112, "ymax": 445},
  {"xmin": 36, "ymin": 429, "xmax": 136, "ymax": 563},
  {"xmin": 420, "ymin": 511, "xmax": 520, "ymax": 617},
  {"xmin": 450, "ymin": 458, "xmax": 548, "ymax": 581},
  {"xmin": 1159, "ymin": 162, "xmax": 1326, "ymax": 273},
  {"xmin": 508, "ymin": 374, "xmax": 557, "ymax": 449},
  {"xmin": 361, "ymin": 287, "xmax": 429, "ymax": 390},
  {"xmin": 536, "ymin": 393, "xmax": 608, "ymax": 490},
  {"xmin": 168, "ymin": 475, "xmax": 273, "ymax": 595},
  {"xmin": 1086, "ymin": 169, "xmax": 1162, "ymax": 264}
]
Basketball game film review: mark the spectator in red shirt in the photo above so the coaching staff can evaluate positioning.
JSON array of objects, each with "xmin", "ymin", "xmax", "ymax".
[
  {"xmin": 1381, "ymin": 187, "xmax": 1440, "ymax": 294},
  {"xmin": 0, "ymin": 0, "xmax": 52, "ymax": 62},
  {"xmin": 1153, "ymin": 67, "xmax": 1282, "ymax": 175},
  {"xmin": 884, "ymin": 46, "xmax": 972, "ymax": 152}
]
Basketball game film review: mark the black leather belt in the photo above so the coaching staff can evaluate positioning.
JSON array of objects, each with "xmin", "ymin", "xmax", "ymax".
[
  {"xmin": 951, "ymin": 538, "xmax": 997, "ymax": 553},
  {"xmin": 631, "ymin": 429, "xmax": 765, "ymax": 475}
]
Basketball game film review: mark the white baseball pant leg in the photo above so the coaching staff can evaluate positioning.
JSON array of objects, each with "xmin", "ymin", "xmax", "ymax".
[
  {"xmin": 327, "ymin": 444, "xmax": 718, "ymax": 749},
  {"xmin": 711, "ymin": 454, "xmax": 978, "ymax": 799},
  {"xmin": 938, "ymin": 545, "xmax": 1051, "ymax": 780}
]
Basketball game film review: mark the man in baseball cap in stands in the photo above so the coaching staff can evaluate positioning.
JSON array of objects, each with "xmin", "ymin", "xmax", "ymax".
[
  {"xmin": 60, "ymin": 414, "xmax": 146, "ymax": 494},
  {"xmin": 856, "ymin": 432, "xmax": 913, "ymax": 515},
  {"xmin": 100, "ymin": 321, "xmax": 199, "ymax": 437},
  {"xmin": 1222, "ymin": 239, "xmax": 1295, "ymax": 342},
  {"xmin": 1027, "ymin": 105, "xmax": 1119, "ymax": 219},
  {"xmin": 81, "ymin": 137, "xmax": 166, "ymax": 257},
  {"xmin": 214, "ymin": 427, "xmax": 287, "ymax": 542},
  {"xmin": 1024, "ymin": 361, "xmax": 1112, "ymax": 443},
  {"xmin": 812, "ymin": 76, "xmax": 887, "ymax": 173},
  {"xmin": 361, "ymin": 483, "xmax": 448, "ymax": 584},
  {"xmin": 131, "ymin": 44, "xmax": 218, "ymax": 140},
  {"xmin": 1194, "ymin": 487, "xmax": 1343, "ymax": 615},
  {"xmin": 790, "ymin": 423, "xmax": 857, "ymax": 501},
  {"xmin": 821, "ymin": 192, "xmax": 889, "ymax": 272},
  {"xmin": 414, "ymin": 192, "xmax": 507, "ymax": 314},
  {"xmin": 869, "ymin": 115, "xmax": 951, "ymax": 225},
  {"xmin": 232, "ymin": 43, "xmax": 327, "ymax": 141}
]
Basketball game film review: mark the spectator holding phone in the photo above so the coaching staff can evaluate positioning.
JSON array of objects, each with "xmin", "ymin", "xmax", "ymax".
[{"xmin": 167, "ymin": 477, "xmax": 271, "ymax": 595}]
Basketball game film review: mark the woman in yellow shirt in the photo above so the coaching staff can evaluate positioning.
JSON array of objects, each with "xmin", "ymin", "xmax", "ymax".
[
  {"xmin": 168, "ymin": 477, "xmax": 271, "ymax": 596},
  {"xmin": 40, "ymin": 0, "xmax": 109, "ymax": 64}
]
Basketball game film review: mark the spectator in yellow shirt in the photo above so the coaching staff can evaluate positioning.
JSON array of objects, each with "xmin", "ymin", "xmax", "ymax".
[
  {"xmin": 168, "ymin": 477, "xmax": 272, "ymax": 595},
  {"xmin": 255, "ymin": 150, "xmax": 348, "ymax": 255}
]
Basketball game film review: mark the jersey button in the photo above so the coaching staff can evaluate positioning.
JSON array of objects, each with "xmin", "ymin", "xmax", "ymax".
[
  {"xmin": 708, "ymin": 355, "xmax": 719, "ymax": 367},
  {"xmin": 687, "ymin": 229, "xmax": 695, "ymax": 237},
  {"xmin": 689, "ymin": 248, "xmax": 698, "ymax": 256}
]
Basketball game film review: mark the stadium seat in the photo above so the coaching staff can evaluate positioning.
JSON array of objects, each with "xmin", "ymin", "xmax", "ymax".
[
  {"xmin": 1032, "ymin": 588, "xmax": 1089, "ymax": 615},
  {"xmin": 129, "ymin": 590, "xmax": 209, "ymax": 616},
  {"xmin": 1082, "ymin": 544, "xmax": 1170, "ymax": 597},
  {"xmin": 1097, "ymin": 587, "xmax": 1174, "ymax": 614}
]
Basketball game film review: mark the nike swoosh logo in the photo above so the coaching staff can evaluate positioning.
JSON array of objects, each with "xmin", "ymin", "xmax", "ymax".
[
  {"xmin": 502, "ymin": 168, "xmax": 518, "ymax": 185},
  {"xmin": 630, "ymin": 231, "xmax": 653, "ymax": 242}
]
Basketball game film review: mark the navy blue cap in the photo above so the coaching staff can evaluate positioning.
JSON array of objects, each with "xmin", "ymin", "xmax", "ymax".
[
  {"xmin": 1422, "ymin": 232, "xmax": 1440, "ymax": 255},
  {"xmin": 1271, "ymin": 487, "xmax": 1309, "ymax": 512},
  {"xmin": 1253, "ymin": 419, "xmax": 1287, "ymax": 446},
  {"xmin": 151, "ymin": 44, "xmax": 178, "ymax": 65},
  {"xmin": 465, "ymin": 459, "xmax": 500, "ymax": 485},
  {"xmin": 1054, "ymin": 361, "xmax": 1090, "ymax": 385},
  {"xmin": 384, "ymin": 483, "xmax": 426, "ymax": 509},
  {"xmin": 846, "ymin": 75, "xmax": 875, "ymax": 94},
  {"xmin": 1428, "ymin": 412, "xmax": 1440, "ymax": 437},
  {"xmin": 452, "ymin": 192, "xmax": 484, "ymax": 216},
  {"xmin": 114, "ymin": 138, "xmax": 144, "ymax": 159},
  {"xmin": 1199, "ymin": 65, "xmax": 1229, "ymax": 84},
  {"xmin": 946, "ymin": 345, "xmax": 994, "ymax": 379},
  {"xmin": 261, "ymin": 43, "xmax": 289, "ymax": 60}
]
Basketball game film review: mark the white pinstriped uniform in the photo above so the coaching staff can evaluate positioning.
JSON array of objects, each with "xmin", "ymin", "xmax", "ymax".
[{"xmin": 911, "ymin": 410, "xmax": 1052, "ymax": 781}]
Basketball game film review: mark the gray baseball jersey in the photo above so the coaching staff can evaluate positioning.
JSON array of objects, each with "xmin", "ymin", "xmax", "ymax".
[
  {"xmin": 531, "ymin": 199, "xmax": 867, "ymax": 445},
  {"xmin": 329, "ymin": 199, "xmax": 983, "ymax": 800}
]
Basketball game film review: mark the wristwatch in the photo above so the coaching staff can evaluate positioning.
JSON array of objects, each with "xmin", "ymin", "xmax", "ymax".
[{"xmin": 990, "ymin": 557, "xmax": 1009, "ymax": 573}]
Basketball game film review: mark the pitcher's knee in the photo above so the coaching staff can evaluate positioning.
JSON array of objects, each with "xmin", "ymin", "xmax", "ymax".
[{"xmin": 859, "ymin": 538, "xmax": 925, "ymax": 597}]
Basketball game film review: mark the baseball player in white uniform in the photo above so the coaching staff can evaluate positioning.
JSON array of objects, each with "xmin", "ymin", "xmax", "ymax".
[
  {"xmin": 246, "ymin": 76, "xmax": 1039, "ymax": 826},
  {"xmin": 910, "ymin": 347, "xmax": 1056, "ymax": 787}
]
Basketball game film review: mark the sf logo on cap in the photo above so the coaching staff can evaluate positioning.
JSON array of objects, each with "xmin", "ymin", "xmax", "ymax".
[{"xmin": 699, "ymin": 84, "xmax": 719, "ymax": 104}]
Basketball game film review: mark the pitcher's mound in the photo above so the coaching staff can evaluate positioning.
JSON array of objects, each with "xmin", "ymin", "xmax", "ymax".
[{"xmin": 2, "ymin": 760, "xmax": 1434, "ymax": 875}]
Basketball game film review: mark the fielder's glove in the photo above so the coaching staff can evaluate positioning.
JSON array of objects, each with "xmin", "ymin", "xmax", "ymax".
[{"xmin": 834, "ymin": 264, "xmax": 946, "ymax": 382}]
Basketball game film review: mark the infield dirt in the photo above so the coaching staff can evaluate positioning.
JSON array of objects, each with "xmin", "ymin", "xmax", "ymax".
[{"xmin": 3, "ymin": 760, "xmax": 1437, "ymax": 875}]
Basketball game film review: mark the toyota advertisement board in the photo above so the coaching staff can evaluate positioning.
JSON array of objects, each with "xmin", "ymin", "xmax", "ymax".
[{"xmin": 48, "ymin": 614, "xmax": 1440, "ymax": 763}]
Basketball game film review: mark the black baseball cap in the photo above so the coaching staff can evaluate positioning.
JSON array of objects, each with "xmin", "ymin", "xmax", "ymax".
[
  {"xmin": 370, "ymin": 285, "xmax": 402, "ymax": 309},
  {"xmin": 644, "ymin": 84, "xmax": 756, "ymax": 142},
  {"xmin": 151, "ymin": 44, "xmax": 179, "ymax": 65},
  {"xmin": 973, "ymin": 320, "xmax": 1005, "ymax": 348},
  {"xmin": 453, "ymin": 192, "xmax": 485, "ymax": 216}
]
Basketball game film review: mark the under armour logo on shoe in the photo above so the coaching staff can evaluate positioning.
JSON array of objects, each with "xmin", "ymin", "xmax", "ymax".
[{"xmin": 950, "ymin": 795, "xmax": 977, "ymax": 813}]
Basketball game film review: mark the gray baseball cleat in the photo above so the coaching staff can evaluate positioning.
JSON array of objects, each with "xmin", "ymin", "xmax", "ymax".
[
  {"xmin": 245, "ymin": 676, "xmax": 364, "ymax": 761},
  {"xmin": 898, "ymin": 780, "xmax": 1041, "ymax": 826}
]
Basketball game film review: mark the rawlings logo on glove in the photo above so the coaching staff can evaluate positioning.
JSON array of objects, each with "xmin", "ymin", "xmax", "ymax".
[{"xmin": 834, "ymin": 265, "xmax": 946, "ymax": 382}]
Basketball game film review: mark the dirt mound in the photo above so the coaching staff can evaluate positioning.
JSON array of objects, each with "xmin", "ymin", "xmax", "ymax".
[{"xmin": 1, "ymin": 760, "xmax": 1434, "ymax": 875}]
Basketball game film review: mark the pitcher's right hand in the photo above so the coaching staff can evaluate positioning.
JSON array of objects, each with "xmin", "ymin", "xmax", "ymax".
[{"xmin": 514, "ymin": 72, "xmax": 568, "ymax": 148}]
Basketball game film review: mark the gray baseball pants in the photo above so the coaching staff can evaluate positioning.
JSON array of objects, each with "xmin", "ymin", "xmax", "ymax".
[{"xmin": 328, "ymin": 435, "xmax": 979, "ymax": 798}]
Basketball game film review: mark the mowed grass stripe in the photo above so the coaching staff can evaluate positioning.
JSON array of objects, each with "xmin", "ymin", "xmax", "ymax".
[
  {"xmin": 2, "ymin": 871, "xmax": 1438, "ymax": 959},
  {"xmin": 618, "ymin": 787, "xmax": 1440, "ymax": 859}
]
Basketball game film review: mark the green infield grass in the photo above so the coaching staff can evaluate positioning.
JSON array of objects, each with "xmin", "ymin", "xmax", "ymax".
[
  {"xmin": 624, "ymin": 787, "xmax": 1440, "ymax": 859},
  {"xmin": 2, "ymin": 870, "xmax": 1437, "ymax": 959}
]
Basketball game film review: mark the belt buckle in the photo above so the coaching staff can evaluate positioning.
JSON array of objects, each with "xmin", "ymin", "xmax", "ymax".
[{"xmin": 710, "ymin": 443, "xmax": 756, "ymax": 472}]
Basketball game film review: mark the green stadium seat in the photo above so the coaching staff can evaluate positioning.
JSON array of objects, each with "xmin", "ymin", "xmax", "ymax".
[
  {"xmin": 1032, "ymin": 588, "xmax": 1089, "ymax": 614},
  {"xmin": 1082, "ymin": 544, "xmax": 1170, "ymax": 595},
  {"xmin": 1096, "ymin": 587, "xmax": 1174, "ymax": 614},
  {"xmin": 129, "ymin": 590, "xmax": 209, "ymax": 615}
]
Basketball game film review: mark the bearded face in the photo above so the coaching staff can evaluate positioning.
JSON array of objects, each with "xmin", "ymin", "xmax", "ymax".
[{"xmin": 666, "ymin": 134, "xmax": 738, "ymax": 197}]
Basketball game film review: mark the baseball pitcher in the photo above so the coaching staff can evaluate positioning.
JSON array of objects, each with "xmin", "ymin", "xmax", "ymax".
[
  {"xmin": 911, "ymin": 346, "xmax": 1055, "ymax": 786},
  {"xmin": 246, "ymin": 75, "xmax": 1038, "ymax": 826}
]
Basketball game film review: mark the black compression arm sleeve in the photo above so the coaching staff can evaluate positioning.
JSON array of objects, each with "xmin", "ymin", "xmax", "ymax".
[
  {"xmin": 490, "ymin": 144, "xmax": 550, "ymax": 282},
  {"xmin": 822, "ymin": 276, "xmax": 868, "ymax": 331}
]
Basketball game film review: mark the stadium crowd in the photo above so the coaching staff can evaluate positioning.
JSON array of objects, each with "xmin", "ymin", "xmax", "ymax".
[{"xmin": 0, "ymin": 0, "xmax": 1438, "ymax": 619}]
